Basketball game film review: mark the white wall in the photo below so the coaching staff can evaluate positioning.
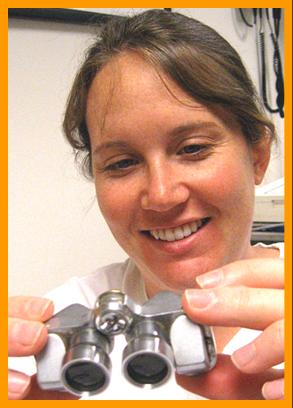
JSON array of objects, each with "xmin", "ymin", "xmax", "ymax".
[{"xmin": 8, "ymin": 8, "xmax": 284, "ymax": 296}]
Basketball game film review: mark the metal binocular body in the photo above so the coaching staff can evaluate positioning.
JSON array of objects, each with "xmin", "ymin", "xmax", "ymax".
[{"xmin": 36, "ymin": 290, "xmax": 217, "ymax": 397}]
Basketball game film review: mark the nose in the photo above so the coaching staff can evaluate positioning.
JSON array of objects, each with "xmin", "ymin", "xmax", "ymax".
[{"xmin": 140, "ymin": 161, "xmax": 190, "ymax": 212}]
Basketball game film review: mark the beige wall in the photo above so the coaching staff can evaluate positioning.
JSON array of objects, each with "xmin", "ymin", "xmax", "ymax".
[{"xmin": 8, "ymin": 8, "xmax": 284, "ymax": 296}]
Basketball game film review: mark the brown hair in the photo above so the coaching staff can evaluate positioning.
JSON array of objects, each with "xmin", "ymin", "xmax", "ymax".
[{"xmin": 63, "ymin": 9, "xmax": 276, "ymax": 178}]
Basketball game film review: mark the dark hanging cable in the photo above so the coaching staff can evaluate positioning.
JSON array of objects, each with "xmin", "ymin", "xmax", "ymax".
[
  {"xmin": 257, "ymin": 9, "xmax": 284, "ymax": 117},
  {"xmin": 239, "ymin": 8, "xmax": 253, "ymax": 27},
  {"xmin": 259, "ymin": 31, "xmax": 279, "ymax": 114},
  {"xmin": 273, "ymin": 8, "xmax": 281, "ymax": 38},
  {"xmin": 265, "ymin": 9, "xmax": 284, "ymax": 117}
]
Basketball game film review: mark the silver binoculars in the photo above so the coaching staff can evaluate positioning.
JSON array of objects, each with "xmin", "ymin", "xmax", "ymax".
[{"xmin": 36, "ymin": 290, "xmax": 216, "ymax": 397}]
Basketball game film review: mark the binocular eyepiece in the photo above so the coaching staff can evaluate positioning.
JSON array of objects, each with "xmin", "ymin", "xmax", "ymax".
[{"xmin": 36, "ymin": 290, "xmax": 216, "ymax": 397}]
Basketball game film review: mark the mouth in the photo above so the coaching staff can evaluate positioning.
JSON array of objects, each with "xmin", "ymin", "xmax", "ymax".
[{"xmin": 142, "ymin": 218, "xmax": 210, "ymax": 242}]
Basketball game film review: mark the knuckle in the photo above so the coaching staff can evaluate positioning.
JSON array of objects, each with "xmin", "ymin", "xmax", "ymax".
[
  {"xmin": 233, "ymin": 286, "xmax": 251, "ymax": 312},
  {"xmin": 8, "ymin": 296, "xmax": 22, "ymax": 316},
  {"xmin": 221, "ymin": 259, "xmax": 256, "ymax": 284},
  {"xmin": 8, "ymin": 318, "xmax": 47, "ymax": 356},
  {"xmin": 9, "ymin": 296, "xmax": 30, "ymax": 317},
  {"xmin": 215, "ymin": 286, "xmax": 251, "ymax": 324},
  {"xmin": 9, "ymin": 296, "xmax": 53, "ymax": 320},
  {"xmin": 274, "ymin": 319, "xmax": 284, "ymax": 349}
]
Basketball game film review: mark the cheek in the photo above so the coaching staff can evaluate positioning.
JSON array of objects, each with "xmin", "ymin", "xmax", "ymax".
[
  {"xmin": 199, "ymin": 155, "xmax": 255, "ymax": 208},
  {"xmin": 95, "ymin": 181, "xmax": 137, "ymax": 230}
]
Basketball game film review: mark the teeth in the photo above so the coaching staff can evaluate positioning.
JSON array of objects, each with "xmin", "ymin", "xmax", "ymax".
[
  {"xmin": 183, "ymin": 224, "xmax": 192, "ymax": 236},
  {"xmin": 191, "ymin": 221, "xmax": 199, "ymax": 232},
  {"xmin": 166, "ymin": 229, "xmax": 176, "ymax": 241},
  {"xmin": 149, "ymin": 220, "xmax": 206, "ymax": 242},
  {"xmin": 152, "ymin": 230, "xmax": 160, "ymax": 240},
  {"xmin": 174, "ymin": 227, "xmax": 184, "ymax": 240},
  {"xmin": 158, "ymin": 230, "xmax": 166, "ymax": 240}
]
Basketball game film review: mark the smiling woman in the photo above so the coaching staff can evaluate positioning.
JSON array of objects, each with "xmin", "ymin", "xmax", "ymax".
[
  {"xmin": 64, "ymin": 10, "xmax": 275, "ymax": 178},
  {"xmin": 8, "ymin": 9, "xmax": 284, "ymax": 400},
  {"xmin": 85, "ymin": 51, "xmax": 265, "ymax": 296}
]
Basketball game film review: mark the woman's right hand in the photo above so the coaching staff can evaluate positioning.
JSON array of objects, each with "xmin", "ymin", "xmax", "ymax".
[
  {"xmin": 8, "ymin": 296, "xmax": 53, "ymax": 399},
  {"xmin": 8, "ymin": 296, "xmax": 77, "ymax": 400}
]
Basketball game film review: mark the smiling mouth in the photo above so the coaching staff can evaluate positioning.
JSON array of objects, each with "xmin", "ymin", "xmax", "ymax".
[{"xmin": 143, "ymin": 218, "xmax": 210, "ymax": 242}]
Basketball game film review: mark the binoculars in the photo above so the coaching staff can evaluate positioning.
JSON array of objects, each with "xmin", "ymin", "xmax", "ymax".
[{"xmin": 36, "ymin": 290, "xmax": 216, "ymax": 397}]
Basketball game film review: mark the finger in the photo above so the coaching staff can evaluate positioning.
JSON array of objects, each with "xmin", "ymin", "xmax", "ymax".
[
  {"xmin": 232, "ymin": 319, "xmax": 284, "ymax": 373},
  {"xmin": 262, "ymin": 378, "xmax": 284, "ymax": 400},
  {"xmin": 196, "ymin": 258, "xmax": 284, "ymax": 289},
  {"xmin": 176, "ymin": 354, "xmax": 283, "ymax": 400},
  {"xmin": 9, "ymin": 296, "xmax": 54, "ymax": 321},
  {"xmin": 8, "ymin": 370, "xmax": 31, "ymax": 400},
  {"xmin": 25, "ymin": 375, "xmax": 78, "ymax": 400},
  {"xmin": 8, "ymin": 317, "xmax": 48, "ymax": 356},
  {"xmin": 182, "ymin": 286, "xmax": 284, "ymax": 330}
]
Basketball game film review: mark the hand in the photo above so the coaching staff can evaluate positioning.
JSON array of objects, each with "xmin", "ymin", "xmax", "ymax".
[
  {"xmin": 8, "ymin": 296, "xmax": 77, "ymax": 400},
  {"xmin": 179, "ymin": 258, "xmax": 284, "ymax": 400}
]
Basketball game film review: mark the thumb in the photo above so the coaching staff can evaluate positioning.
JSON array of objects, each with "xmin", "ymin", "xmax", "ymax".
[{"xmin": 176, "ymin": 354, "xmax": 282, "ymax": 400}]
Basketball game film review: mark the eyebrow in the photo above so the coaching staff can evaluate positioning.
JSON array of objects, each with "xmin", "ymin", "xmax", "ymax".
[
  {"xmin": 168, "ymin": 121, "xmax": 223, "ymax": 137},
  {"xmin": 92, "ymin": 121, "xmax": 223, "ymax": 157},
  {"xmin": 93, "ymin": 141, "xmax": 131, "ymax": 158}
]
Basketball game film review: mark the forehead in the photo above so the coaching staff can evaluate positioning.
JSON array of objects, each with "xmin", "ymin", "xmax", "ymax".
[
  {"xmin": 86, "ymin": 52, "xmax": 204, "ymax": 132},
  {"xmin": 85, "ymin": 52, "xmax": 241, "ymax": 141}
]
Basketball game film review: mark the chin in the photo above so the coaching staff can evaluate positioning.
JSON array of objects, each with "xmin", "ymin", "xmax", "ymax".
[{"xmin": 144, "ymin": 257, "xmax": 215, "ymax": 293}]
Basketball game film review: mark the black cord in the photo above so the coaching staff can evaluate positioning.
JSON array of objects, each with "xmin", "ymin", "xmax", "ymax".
[
  {"xmin": 273, "ymin": 8, "xmax": 281, "ymax": 38},
  {"xmin": 265, "ymin": 9, "xmax": 284, "ymax": 117},
  {"xmin": 253, "ymin": 8, "xmax": 258, "ymax": 25},
  {"xmin": 237, "ymin": 8, "xmax": 284, "ymax": 117},
  {"xmin": 253, "ymin": 9, "xmax": 284, "ymax": 118},
  {"xmin": 239, "ymin": 8, "xmax": 253, "ymax": 27},
  {"xmin": 259, "ymin": 31, "xmax": 279, "ymax": 114}
]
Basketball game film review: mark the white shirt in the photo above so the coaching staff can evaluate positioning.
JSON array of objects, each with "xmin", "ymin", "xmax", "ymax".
[{"xmin": 9, "ymin": 242, "xmax": 284, "ymax": 400}]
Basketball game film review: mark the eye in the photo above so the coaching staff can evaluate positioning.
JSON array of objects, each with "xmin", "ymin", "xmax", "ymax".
[
  {"xmin": 105, "ymin": 158, "xmax": 139, "ymax": 172},
  {"xmin": 177, "ymin": 144, "xmax": 206, "ymax": 155}
]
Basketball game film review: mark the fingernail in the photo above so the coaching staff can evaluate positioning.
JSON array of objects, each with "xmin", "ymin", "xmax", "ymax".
[
  {"xmin": 185, "ymin": 289, "xmax": 217, "ymax": 309},
  {"xmin": 27, "ymin": 298, "xmax": 52, "ymax": 317},
  {"xmin": 232, "ymin": 342, "xmax": 256, "ymax": 368},
  {"xmin": 262, "ymin": 379, "xmax": 284, "ymax": 400},
  {"xmin": 196, "ymin": 268, "xmax": 224, "ymax": 288},
  {"xmin": 9, "ymin": 373, "xmax": 30, "ymax": 394},
  {"xmin": 12, "ymin": 321, "xmax": 44, "ymax": 346}
]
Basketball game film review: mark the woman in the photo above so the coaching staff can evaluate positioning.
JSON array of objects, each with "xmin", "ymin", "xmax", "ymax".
[{"xmin": 8, "ymin": 10, "xmax": 284, "ymax": 400}]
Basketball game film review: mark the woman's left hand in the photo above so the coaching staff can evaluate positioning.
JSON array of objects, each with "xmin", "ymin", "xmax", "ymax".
[{"xmin": 178, "ymin": 257, "xmax": 284, "ymax": 400}]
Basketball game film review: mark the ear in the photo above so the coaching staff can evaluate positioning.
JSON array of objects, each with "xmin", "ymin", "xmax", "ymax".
[{"xmin": 251, "ymin": 132, "xmax": 271, "ymax": 185}]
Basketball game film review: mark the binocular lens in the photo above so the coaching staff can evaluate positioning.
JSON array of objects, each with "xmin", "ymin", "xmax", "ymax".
[
  {"xmin": 61, "ymin": 342, "xmax": 111, "ymax": 396},
  {"xmin": 126, "ymin": 353, "xmax": 169, "ymax": 385},
  {"xmin": 64, "ymin": 361, "xmax": 106, "ymax": 392}
]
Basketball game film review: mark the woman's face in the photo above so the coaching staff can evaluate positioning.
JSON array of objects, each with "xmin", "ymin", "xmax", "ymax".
[{"xmin": 86, "ymin": 52, "xmax": 269, "ymax": 297}]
